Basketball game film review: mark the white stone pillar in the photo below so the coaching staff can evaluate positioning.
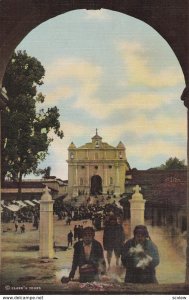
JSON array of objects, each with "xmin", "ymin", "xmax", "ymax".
[
  {"xmin": 105, "ymin": 165, "xmax": 108, "ymax": 193},
  {"xmin": 87, "ymin": 163, "xmax": 90, "ymax": 191},
  {"xmin": 73, "ymin": 165, "xmax": 78, "ymax": 196},
  {"xmin": 129, "ymin": 185, "xmax": 146, "ymax": 236},
  {"xmin": 39, "ymin": 186, "xmax": 54, "ymax": 259},
  {"xmin": 114, "ymin": 164, "xmax": 120, "ymax": 195}
]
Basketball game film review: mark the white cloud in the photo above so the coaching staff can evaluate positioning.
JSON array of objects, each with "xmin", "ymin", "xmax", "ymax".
[
  {"xmin": 62, "ymin": 121, "xmax": 92, "ymax": 141},
  {"xmin": 84, "ymin": 10, "xmax": 111, "ymax": 20},
  {"xmin": 94, "ymin": 114, "xmax": 186, "ymax": 148},
  {"xmin": 74, "ymin": 91, "xmax": 186, "ymax": 125},
  {"xmin": 49, "ymin": 121, "xmax": 92, "ymax": 148},
  {"xmin": 127, "ymin": 140, "xmax": 186, "ymax": 164},
  {"xmin": 37, "ymin": 48, "xmax": 186, "ymax": 179},
  {"xmin": 45, "ymin": 86, "xmax": 74, "ymax": 104},
  {"xmin": 123, "ymin": 115, "xmax": 186, "ymax": 137},
  {"xmin": 47, "ymin": 121, "xmax": 93, "ymax": 178},
  {"xmin": 45, "ymin": 57, "xmax": 102, "ymax": 84},
  {"xmin": 101, "ymin": 116, "xmax": 186, "ymax": 168},
  {"xmin": 118, "ymin": 41, "xmax": 184, "ymax": 88},
  {"xmin": 43, "ymin": 57, "xmax": 103, "ymax": 109},
  {"xmin": 42, "ymin": 54, "xmax": 184, "ymax": 120},
  {"xmin": 73, "ymin": 91, "xmax": 180, "ymax": 119}
]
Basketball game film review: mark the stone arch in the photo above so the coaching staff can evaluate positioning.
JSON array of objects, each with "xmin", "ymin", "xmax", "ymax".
[
  {"xmin": 0, "ymin": 0, "xmax": 189, "ymax": 100},
  {"xmin": 90, "ymin": 175, "xmax": 102, "ymax": 195},
  {"xmin": 1, "ymin": 0, "xmax": 189, "ymax": 286}
]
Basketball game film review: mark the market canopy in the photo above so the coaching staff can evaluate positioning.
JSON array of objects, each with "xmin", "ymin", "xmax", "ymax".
[
  {"xmin": 2, "ymin": 204, "xmax": 20, "ymax": 212},
  {"xmin": 32, "ymin": 199, "xmax": 39, "ymax": 204},
  {"xmin": 24, "ymin": 200, "xmax": 36, "ymax": 207},
  {"xmin": 14, "ymin": 200, "xmax": 27, "ymax": 208}
]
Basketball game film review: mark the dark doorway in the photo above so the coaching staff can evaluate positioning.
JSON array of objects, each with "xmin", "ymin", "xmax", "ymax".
[
  {"xmin": 90, "ymin": 175, "xmax": 102, "ymax": 195},
  {"xmin": 181, "ymin": 216, "xmax": 187, "ymax": 233}
]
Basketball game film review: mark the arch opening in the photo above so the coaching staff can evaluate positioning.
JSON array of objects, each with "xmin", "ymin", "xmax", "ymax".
[
  {"xmin": 90, "ymin": 175, "xmax": 103, "ymax": 195},
  {"xmin": 0, "ymin": 3, "xmax": 188, "ymax": 290},
  {"xmin": 0, "ymin": 1, "xmax": 188, "ymax": 88}
]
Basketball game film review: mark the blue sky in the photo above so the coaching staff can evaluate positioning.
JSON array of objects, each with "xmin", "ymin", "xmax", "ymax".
[{"xmin": 16, "ymin": 9, "xmax": 186, "ymax": 180}]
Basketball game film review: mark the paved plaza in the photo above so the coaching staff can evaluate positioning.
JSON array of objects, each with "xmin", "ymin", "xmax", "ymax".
[{"xmin": 0, "ymin": 216, "xmax": 188, "ymax": 294}]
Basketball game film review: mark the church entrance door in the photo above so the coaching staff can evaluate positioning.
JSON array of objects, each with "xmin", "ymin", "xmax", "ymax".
[{"xmin": 90, "ymin": 175, "xmax": 102, "ymax": 195}]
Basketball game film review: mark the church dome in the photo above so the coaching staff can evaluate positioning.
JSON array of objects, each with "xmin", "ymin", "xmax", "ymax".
[
  {"xmin": 68, "ymin": 142, "xmax": 76, "ymax": 149},
  {"xmin": 117, "ymin": 141, "xmax": 125, "ymax": 149}
]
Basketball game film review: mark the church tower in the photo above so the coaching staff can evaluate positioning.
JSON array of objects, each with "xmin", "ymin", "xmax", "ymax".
[{"xmin": 67, "ymin": 130, "xmax": 129, "ymax": 197}]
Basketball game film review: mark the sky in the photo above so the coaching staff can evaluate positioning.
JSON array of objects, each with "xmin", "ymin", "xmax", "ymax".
[{"xmin": 16, "ymin": 9, "xmax": 187, "ymax": 180}]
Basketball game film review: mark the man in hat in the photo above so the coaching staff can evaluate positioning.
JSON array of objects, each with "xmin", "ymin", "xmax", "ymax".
[
  {"xmin": 121, "ymin": 225, "xmax": 160, "ymax": 283},
  {"xmin": 67, "ymin": 230, "xmax": 73, "ymax": 248},
  {"xmin": 103, "ymin": 214, "xmax": 125, "ymax": 268},
  {"xmin": 67, "ymin": 226, "xmax": 106, "ymax": 283}
]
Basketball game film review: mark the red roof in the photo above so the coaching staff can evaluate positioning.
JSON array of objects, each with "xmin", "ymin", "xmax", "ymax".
[
  {"xmin": 126, "ymin": 169, "xmax": 187, "ymax": 207},
  {"xmin": 2, "ymin": 181, "xmax": 58, "ymax": 192}
]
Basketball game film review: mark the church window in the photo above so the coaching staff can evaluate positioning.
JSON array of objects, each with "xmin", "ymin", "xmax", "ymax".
[
  {"xmin": 80, "ymin": 178, "xmax": 84, "ymax": 185},
  {"xmin": 95, "ymin": 165, "xmax": 98, "ymax": 169},
  {"xmin": 110, "ymin": 177, "xmax": 113, "ymax": 185},
  {"xmin": 108, "ymin": 165, "xmax": 112, "ymax": 169},
  {"xmin": 70, "ymin": 152, "xmax": 74, "ymax": 159},
  {"xmin": 81, "ymin": 166, "xmax": 85, "ymax": 169},
  {"xmin": 95, "ymin": 141, "xmax": 99, "ymax": 148},
  {"xmin": 119, "ymin": 152, "xmax": 123, "ymax": 159}
]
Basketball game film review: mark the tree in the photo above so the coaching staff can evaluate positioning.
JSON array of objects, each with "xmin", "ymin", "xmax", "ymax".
[
  {"xmin": 1, "ymin": 50, "xmax": 63, "ymax": 198},
  {"xmin": 152, "ymin": 157, "xmax": 187, "ymax": 170},
  {"xmin": 42, "ymin": 166, "xmax": 51, "ymax": 178}
]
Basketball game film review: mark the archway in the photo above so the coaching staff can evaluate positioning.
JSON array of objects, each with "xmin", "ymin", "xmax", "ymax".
[
  {"xmin": 90, "ymin": 175, "xmax": 103, "ymax": 195},
  {"xmin": 0, "ymin": 1, "xmax": 189, "ymax": 96},
  {"xmin": 1, "ymin": 0, "xmax": 189, "ymax": 288}
]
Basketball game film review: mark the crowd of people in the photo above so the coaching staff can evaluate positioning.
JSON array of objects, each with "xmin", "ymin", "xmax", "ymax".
[
  {"xmin": 2, "ymin": 200, "xmax": 40, "ymax": 234},
  {"xmin": 63, "ymin": 208, "xmax": 160, "ymax": 285},
  {"xmin": 2, "ymin": 196, "xmax": 160, "ymax": 285},
  {"xmin": 64, "ymin": 221, "xmax": 159, "ymax": 284},
  {"xmin": 53, "ymin": 196, "xmax": 160, "ymax": 284},
  {"xmin": 54, "ymin": 197, "xmax": 124, "ymax": 230},
  {"xmin": 2, "ymin": 201, "xmax": 40, "ymax": 224}
]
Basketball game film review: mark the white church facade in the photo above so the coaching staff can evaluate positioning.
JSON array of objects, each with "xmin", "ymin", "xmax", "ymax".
[{"xmin": 67, "ymin": 130, "xmax": 130, "ymax": 198}]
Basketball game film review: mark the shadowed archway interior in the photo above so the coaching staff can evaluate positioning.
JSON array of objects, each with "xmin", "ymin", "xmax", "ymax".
[
  {"xmin": 0, "ymin": 0, "xmax": 189, "ymax": 288},
  {"xmin": 90, "ymin": 175, "xmax": 103, "ymax": 195}
]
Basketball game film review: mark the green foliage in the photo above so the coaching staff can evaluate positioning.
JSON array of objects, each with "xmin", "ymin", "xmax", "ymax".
[
  {"xmin": 2, "ymin": 50, "xmax": 63, "ymax": 184},
  {"xmin": 37, "ymin": 166, "xmax": 52, "ymax": 178},
  {"xmin": 153, "ymin": 157, "xmax": 187, "ymax": 170}
]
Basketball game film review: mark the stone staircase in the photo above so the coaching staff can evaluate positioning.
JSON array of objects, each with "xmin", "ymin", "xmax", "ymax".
[
  {"xmin": 63, "ymin": 194, "xmax": 87, "ymax": 207},
  {"xmin": 64, "ymin": 193, "xmax": 123, "ymax": 208},
  {"xmin": 81, "ymin": 194, "xmax": 123, "ymax": 207}
]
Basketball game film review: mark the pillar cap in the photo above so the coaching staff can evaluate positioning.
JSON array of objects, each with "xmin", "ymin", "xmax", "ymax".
[
  {"xmin": 130, "ymin": 185, "xmax": 145, "ymax": 201},
  {"xmin": 41, "ymin": 185, "xmax": 52, "ymax": 201}
]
